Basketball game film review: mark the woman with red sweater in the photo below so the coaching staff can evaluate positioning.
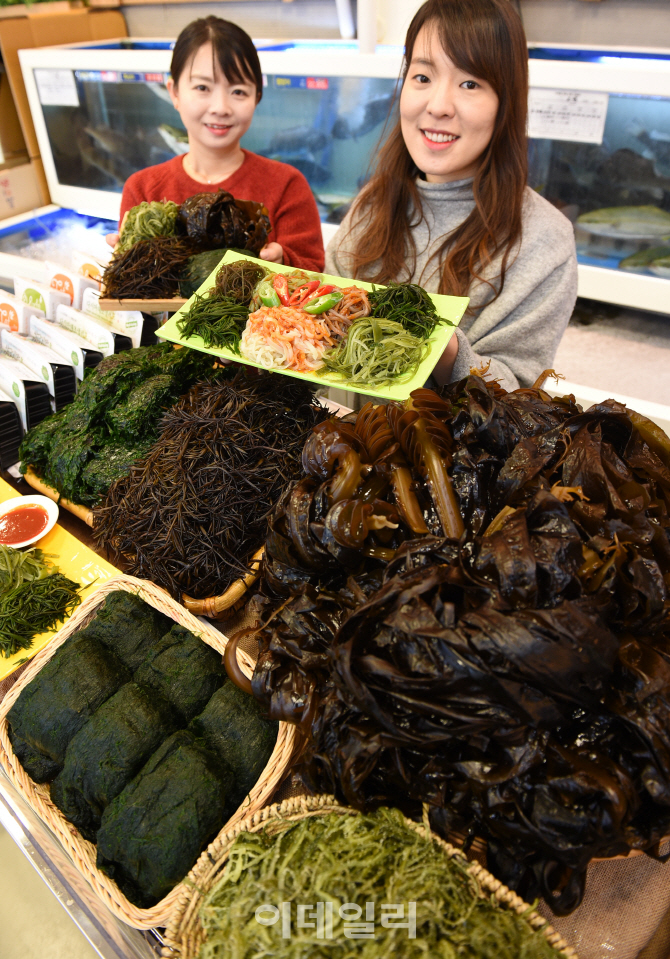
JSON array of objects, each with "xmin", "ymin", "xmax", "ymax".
[{"xmin": 114, "ymin": 17, "xmax": 324, "ymax": 272}]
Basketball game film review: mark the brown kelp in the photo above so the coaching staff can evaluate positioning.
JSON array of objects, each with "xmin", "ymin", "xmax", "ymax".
[
  {"xmin": 176, "ymin": 191, "xmax": 270, "ymax": 254},
  {"xmin": 93, "ymin": 372, "xmax": 330, "ymax": 600},
  {"xmin": 102, "ymin": 237, "xmax": 193, "ymax": 299},
  {"xmin": 248, "ymin": 374, "xmax": 670, "ymax": 914}
]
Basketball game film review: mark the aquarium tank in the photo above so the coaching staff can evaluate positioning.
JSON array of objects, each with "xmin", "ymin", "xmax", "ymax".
[{"xmin": 23, "ymin": 41, "xmax": 400, "ymax": 225}]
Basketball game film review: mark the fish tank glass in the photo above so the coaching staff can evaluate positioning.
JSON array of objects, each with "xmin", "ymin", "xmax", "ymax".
[
  {"xmin": 36, "ymin": 67, "xmax": 398, "ymax": 223},
  {"xmin": 527, "ymin": 88, "xmax": 670, "ymax": 279}
]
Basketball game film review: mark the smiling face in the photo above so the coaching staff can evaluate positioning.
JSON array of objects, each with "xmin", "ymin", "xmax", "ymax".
[
  {"xmin": 400, "ymin": 24, "xmax": 499, "ymax": 183},
  {"xmin": 167, "ymin": 42, "xmax": 258, "ymax": 154}
]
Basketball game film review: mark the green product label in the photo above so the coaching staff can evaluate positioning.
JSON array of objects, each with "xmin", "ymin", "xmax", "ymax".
[
  {"xmin": 12, "ymin": 382, "xmax": 20, "ymax": 398},
  {"xmin": 71, "ymin": 350, "xmax": 79, "ymax": 365},
  {"xmin": 41, "ymin": 365, "xmax": 49, "ymax": 381},
  {"xmin": 23, "ymin": 289, "xmax": 46, "ymax": 313}
]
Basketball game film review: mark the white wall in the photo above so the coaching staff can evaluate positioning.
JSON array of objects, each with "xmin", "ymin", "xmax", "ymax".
[
  {"xmin": 121, "ymin": 0, "xmax": 343, "ymax": 39},
  {"xmin": 120, "ymin": 0, "xmax": 670, "ymax": 51},
  {"xmin": 520, "ymin": 0, "xmax": 670, "ymax": 48}
]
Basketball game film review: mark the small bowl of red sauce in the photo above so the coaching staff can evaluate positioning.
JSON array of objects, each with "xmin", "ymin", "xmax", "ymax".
[{"xmin": 0, "ymin": 496, "xmax": 59, "ymax": 549}]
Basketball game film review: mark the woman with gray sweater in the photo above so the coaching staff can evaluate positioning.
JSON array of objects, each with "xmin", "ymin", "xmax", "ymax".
[{"xmin": 325, "ymin": 0, "xmax": 577, "ymax": 394}]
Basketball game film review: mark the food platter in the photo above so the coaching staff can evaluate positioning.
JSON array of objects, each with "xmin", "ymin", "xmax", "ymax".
[{"xmin": 158, "ymin": 251, "xmax": 469, "ymax": 402}]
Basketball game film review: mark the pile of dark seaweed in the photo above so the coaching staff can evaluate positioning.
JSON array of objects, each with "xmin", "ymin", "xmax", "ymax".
[
  {"xmin": 103, "ymin": 191, "xmax": 270, "ymax": 300},
  {"xmin": 248, "ymin": 373, "xmax": 670, "ymax": 915},
  {"xmin": 93, "ymin": 371, "xmax": 331, "ymax": 600}
]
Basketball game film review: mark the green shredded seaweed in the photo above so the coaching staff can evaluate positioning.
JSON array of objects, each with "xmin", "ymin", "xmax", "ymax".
[
  {"xmin": 117, "ymin": 200, "xmax": 180, "ymax": 254},
  {"xmin": 0, "ymin": 573, "xmax": 81, "ymax": 658},
  {"xmin": 199, "ymin": 807, "xmax": 558, "ymax": 959},
  {"xmin": 321, "ymin": 316, "xmax": 429, "ymax": 386}
]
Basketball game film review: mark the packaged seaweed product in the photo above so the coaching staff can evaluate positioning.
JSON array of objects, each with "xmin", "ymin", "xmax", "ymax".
[
  {"xmin": 81, "ymin": 590, "xmax": 173, "ymax": 671},
  {"xmin": 134, "ymin": 623, "xmax": 225, "ymax": 722},
  {"xmin": 50, "ymin": 682, "xmax": 178, "ymax": 841},
  {"xmin": 189, "ymin": 682, "xmax": 277, "ymax": 814},
  {"xmin": 7, "ymin": 633, "xmax": 130, "ymax": 782},
  {"xmin": 97, "ymin": 729, "xmax": 230, "ymax": 907}
]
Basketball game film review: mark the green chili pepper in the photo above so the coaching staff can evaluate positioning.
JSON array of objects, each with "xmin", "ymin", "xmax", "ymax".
[
  {"xmin": 257, "ymin": 279, "xmax": 281, "ymax": 308},
  {"xmin": 302, "ymin": 290, "xmax": 344, "ymax": 314}
]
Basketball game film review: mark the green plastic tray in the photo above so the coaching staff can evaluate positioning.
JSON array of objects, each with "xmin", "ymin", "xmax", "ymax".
[{"xmin": 159, "ymin": 251, "xmax": 469, "ymax": 402}]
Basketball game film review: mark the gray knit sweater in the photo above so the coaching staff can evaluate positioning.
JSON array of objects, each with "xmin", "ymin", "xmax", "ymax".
[{"xmin": 325, "ymin": 177, "xmax": 578, "ymax": 392}]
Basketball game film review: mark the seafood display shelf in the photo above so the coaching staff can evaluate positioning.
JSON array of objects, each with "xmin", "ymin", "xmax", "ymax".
[{"xmin": 14, "ymin": 39, "xmax": 670, "ymax": 316}]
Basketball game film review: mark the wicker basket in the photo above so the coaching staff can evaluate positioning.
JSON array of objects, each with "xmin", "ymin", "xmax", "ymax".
[
  {"xmin": 0, "ymin": 573, "xmax": 297, "ymax": 929},
  {"xmin": 161, "ymin": 793, "xmax": 578, "ymax": 959}
]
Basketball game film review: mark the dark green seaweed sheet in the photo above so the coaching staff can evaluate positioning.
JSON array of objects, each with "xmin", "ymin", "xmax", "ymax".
[
  {"xmin": 189, "ymin": 682, "xmax": 277, "ymax": 815},
  {"xmin": 133, "ymin": 623, "xmax": 225, "ymax": 722},
  {"xmin": 97, "ymin": 730, "xmax": 230, "ymax": 906},
  {"xmin": 79, "ymin": 442, "xmax": 154, "ymax": 501},
  {"xmin": 106, "ymin": 374, "xmax": 179, "ymax": 442},
  {"xmin": 50, "ymin": 682, "xmax": 177, "ymax": 841},
  {"xmin": 81, "ymin": 590, "xmax": 173, "ymax": 671},
  {"xmin": 7, "ymin": 634, "xmax": 130, "ymax": 782}
]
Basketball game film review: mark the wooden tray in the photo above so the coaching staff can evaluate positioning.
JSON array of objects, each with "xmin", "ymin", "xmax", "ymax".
[
  {"xmin": 98, "ymin": 298, "xmax": 187, "ymax": 312},
  {"xmin": 0, "ymin": 574, "xmax": 298, "ymax": 929},
  {"xmin": 23, "ymin": 467, "xmax": 93, "ymax": 527}
]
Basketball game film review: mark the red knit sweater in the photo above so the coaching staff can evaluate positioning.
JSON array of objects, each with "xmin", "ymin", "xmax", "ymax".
[{"xmin": 120, "ymin": 151, "xmax": 324, "ymax": 271}]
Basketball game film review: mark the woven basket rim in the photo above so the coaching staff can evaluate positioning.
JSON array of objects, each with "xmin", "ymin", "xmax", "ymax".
[
  {"xmin": 160, "ymin": 793, "xmax": 578, "ymax": 959},
  {"xmin": 0, "ymin": 573, "xmax": 297, "ymax": 929}
]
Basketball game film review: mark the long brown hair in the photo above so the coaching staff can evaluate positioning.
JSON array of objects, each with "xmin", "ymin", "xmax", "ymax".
[{"xmin": 349, "ymin": 0, "xmax": 528, "ymax": 299}]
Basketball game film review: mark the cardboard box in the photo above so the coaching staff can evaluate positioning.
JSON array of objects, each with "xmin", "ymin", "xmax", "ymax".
[
  {"xmin": 0, "ymin": 159, "xmax": 41, "ymax": 219},
  {"xmin": 0, "ymin": 65, "xmax": 26, "ymax": 162},
  {"xmin": 0, "ymin": 9, "xmax": 127, "ymax": 159}
]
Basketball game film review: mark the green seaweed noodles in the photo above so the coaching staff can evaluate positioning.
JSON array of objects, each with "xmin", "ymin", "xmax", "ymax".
[
  {"xmin": 368, "ymin": 282, "xmax": 447, "ymax": 339},
  {"xmin": 199, "ymin": 807, "xmax": 558, "ymax": 959},
  {"xmin": 117, "ymin": 200, "xmax": 180, "ymax": 254},
  {"xmin": 321, "ymin": 316, "xmax": 428, "ymax": 387},
  {"xmin": 0, "ymin": 546, "xmax": 55, "ymax": 591},
  {"xmin": 177, "ymin": 293, "xmax": 250, "ymax": 353},
  {"xmin": 0, "ymin": 573, "xmax": 81, "ymax": 658}
]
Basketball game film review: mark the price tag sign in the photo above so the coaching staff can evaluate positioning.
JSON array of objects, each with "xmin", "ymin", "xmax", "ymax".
[
  {"xmin": 528, "ymin": 88, "xmax": 609, "ymax": 144},
  {"xmin": 35, "ymin": 68, "xmax": 80, "ymax": 107}
]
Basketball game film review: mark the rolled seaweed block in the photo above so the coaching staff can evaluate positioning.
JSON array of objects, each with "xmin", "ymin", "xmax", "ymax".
[
  {"xmin": 6, "ymin": 634, "xmax": 130, "ymax": 783},
  {"xmin": 50, "ymin": 682, "xmax": 178, "ymax": 841},
  {"xmin": 189, "ymin": 683, "xmax": 278, "ymax": 814},
  {"xmin": 9, "ymin": 735, "xmax": 62, "ymax": 783},
  {"xmin": 96, "ymin": 730, "xmax": 230, "ymax": 907},
  {"xmin": 133, "ymin": 623, "xmax": 225, "ymax": 722},
  {"xmin": 82, "ymin": 590, "xmax": 173, "ymax": 671}
]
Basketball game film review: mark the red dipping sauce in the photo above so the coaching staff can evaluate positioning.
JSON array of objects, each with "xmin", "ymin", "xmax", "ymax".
[{"xmin": 0, "ymin": 504, "xmax": 50, "ymax": 545}]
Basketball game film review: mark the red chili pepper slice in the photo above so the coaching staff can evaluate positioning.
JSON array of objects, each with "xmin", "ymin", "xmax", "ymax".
[
  {"xmin": 272, "ymin": 273, "xmax": 290, "ymax": 306},
  {"xmin": 303, "ymin": 283, "xmax": 336, "ymax": 304},
  {"xmin": 289, "ymin": 279, "xmax": 320, "ymax": 306}
]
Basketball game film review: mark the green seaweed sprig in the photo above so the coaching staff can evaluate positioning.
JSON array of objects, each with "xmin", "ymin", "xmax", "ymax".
[
  {"xmin": 177, "ymin": 293, "xmax": 249, "ymax": 353},
  {"xmin": 368, "ymin": 282, "xmax": 448, "ymax": 338}
]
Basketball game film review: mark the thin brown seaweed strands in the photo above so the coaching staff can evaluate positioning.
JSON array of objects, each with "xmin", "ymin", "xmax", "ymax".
[
  {"xmin": 102, "ymin": 237, "xmax": 194, "ymax": 299},
  {"xmin": 92, "ymin": 372, "xmax": 330, "ymax": 600}
]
